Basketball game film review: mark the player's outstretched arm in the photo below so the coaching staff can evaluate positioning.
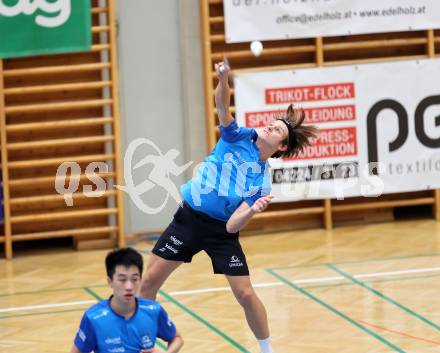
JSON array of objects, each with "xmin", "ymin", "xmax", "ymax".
[
  {"xmin": 226, "ymin": 195, "xmax": 273, "ymax": 234},
  {"xmin": 214, "ymin": 59, "xmax": 234, "ymax": 128}
]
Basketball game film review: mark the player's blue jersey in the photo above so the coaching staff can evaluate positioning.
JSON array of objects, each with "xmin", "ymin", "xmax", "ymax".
[
  {"xmin": 181, "ymin": 119, "xmax": 271, "ymax": 221},
  {"xmin": 73, "ymin": 297, "xmax": 176, "ymax": 353}
]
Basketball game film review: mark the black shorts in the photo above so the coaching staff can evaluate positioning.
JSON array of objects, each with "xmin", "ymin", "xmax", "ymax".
[{"xmin": 152, "ymin": 202, "xmax": 249, "ymax": 276}]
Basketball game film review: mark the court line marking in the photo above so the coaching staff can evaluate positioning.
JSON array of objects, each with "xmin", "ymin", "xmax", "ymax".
[
  {"xmin": 0, "ymin": 284, "xmax": 107, "ymax": 298},
  {"xmin": 167, "ymin": 266, "xmax": 440, "ymax": 296},
  {"xmin": 0, "ymin": 307, "xmax": 86, "ymax": 319},
  {"xmin": 270, "ymin": 252, "xmax": 440, "ymax": 270},
  {"xmin": 1, "ymin": 273, "xmax": 438, "ymax": 321},
  {"xmin": 0, "ymin": 300, "xmax": 95, "ymax": 313},
  {"xmin": 358, "ymin": 320, "xmax": 440, "ymax": 346},
  {"xmin": 0, "ymin": 340, "xmax": 35, "ymax": 348},
  {"xmin": 1, "ymin": 266, "xmax": 440, "ymax": 312},
  {"xmin": 83, "ymin": 287, "xmax": 102, "ymax": 301},
  {"xmin": 0, "ymin": 275, "xmax": 440, "ymax": 319},
  {"xmin": 266, "ymin": 268, "xmax": 406, "ymax": 353},
  {"xmin": 1, "ymin": 252, "xmax": 438, "ymax": 298},
  {"xmin": 328, "ymin": 264, "xmax": 440, "ymax": 331},
  {"xmin": 1, "ymin": 271, "xmax": 439, "ymax": 300},
  {"xmin": 159, "ymin": 289, "xmax": 251, "ymax": 353},
  {"xmin": 0, "ymin": 340, "xmax": 34, "ymax": 345},
  {"xmin": 304, "ymin": 273, "xmax": 440, "ymax": 290}
]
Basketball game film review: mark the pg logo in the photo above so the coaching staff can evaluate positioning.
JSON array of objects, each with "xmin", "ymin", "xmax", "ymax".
[{"xmin": 367, "ymin": 95, "xmax": 440, "ymax": 175}]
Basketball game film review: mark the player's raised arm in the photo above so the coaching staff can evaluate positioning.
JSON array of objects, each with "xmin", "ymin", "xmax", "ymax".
[{"xmin": 214, "ymin": 58, "xmax": 234, "ymax": 128}]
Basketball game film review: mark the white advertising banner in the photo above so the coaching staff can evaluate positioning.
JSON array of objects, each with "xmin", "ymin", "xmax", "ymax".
[
  {"xmin": 223, "ymin": 0, "xmax": 440, "ymax": 43},
  {"xmin": 234, "ymin": 59, "xmax": 440, "ymax": 202}
]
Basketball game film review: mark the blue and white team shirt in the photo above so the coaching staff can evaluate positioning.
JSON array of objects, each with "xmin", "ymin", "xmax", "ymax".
[
  {"xmin": 181, "ymin": 119, "xmax": 271, "ymax": 221},
  {"xmin": 73, "ymin": 297, "xmax": 176, "ymax": 353}
]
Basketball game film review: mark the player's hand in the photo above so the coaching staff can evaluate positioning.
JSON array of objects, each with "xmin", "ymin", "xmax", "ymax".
[
  {"xmin": 251, "ymin": 195, "xmax": 273, "ymax": 213},
  {"xmin": 215, "ymin": 60, "xmax": 230, "ymax": 80}
]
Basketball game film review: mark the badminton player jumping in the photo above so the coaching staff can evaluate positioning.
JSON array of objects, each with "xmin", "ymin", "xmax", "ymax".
[{"xmin": 141, "ymin": 59, "xmax": 317, "ymax": 353}]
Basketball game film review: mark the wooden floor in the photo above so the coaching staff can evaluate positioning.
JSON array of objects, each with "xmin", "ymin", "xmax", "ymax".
[{"xmin": 0, "ymin": 219, "xmax": 439, "ymax": 353}]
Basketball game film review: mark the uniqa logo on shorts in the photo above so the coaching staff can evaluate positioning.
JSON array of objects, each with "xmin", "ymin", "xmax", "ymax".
[
  {"xmin": 0, "ymin": 0, "xmax": 72, "ymax": 28},
  {"xmin": 229, "ymin": 255, "xmax": 243, "ymax": 268}
]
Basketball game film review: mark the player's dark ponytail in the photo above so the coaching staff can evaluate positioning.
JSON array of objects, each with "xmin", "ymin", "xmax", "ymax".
[{"xmin": 271, "ymin": 104, "xmax": 318, "ymax": 159}]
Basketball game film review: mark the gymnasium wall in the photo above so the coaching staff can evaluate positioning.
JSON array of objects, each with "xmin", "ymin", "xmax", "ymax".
[
  {"xmin": 115, "ymin": 0, "xmax": 206, "ymax": 234},
  {"xmin": 0, "ymin": 0, "xmax": 126, "ymax": 258}
]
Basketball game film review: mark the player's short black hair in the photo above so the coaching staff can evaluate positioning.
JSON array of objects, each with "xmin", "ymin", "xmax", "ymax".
[{"xmin": 105, "ymin": 247, "xmax": 144, "ymax": 279}]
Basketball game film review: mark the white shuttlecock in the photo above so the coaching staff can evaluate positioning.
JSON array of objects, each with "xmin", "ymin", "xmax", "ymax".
[{"xmin": 250, "ymin": 41, "xmax": 263, "ymax": 57}]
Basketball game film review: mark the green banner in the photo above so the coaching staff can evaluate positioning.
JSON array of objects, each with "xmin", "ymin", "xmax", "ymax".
[{"xmin": 0, "ymin": 0, "xmax": 91, "ymax": 59}]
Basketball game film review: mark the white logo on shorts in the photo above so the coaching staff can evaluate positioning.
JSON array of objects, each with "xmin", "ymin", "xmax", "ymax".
[
  {"xmin": 229, "ymin": 255, "xmax": 243, "ymax": 268},
  {"xmin": 165, "ymin": 243, "xmax": 178, "ymax": 254},
  {"xmin": 170, "ymin": 235, "xmax": 183, "ymax": 246}
]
